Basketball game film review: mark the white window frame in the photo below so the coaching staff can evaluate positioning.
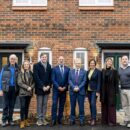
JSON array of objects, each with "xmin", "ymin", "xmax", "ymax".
[
  {"xmin": 38, "ymin": 47, "xmax": 52, "ymax": 65},
  {"xmin": 73, "ymin": 48, "xmax": 88, "ymax": 70},
  {"xmin": 79, "ymin": 0, "xmax": 114, "ymax": 6},
  {"xmin": 12, "ymin": 0, "xmax": 47, "ymax": 7}
]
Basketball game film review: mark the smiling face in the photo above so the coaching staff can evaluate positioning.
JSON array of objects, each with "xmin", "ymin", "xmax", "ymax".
[
  {"xmin": 121, "ymin": 55, "xmax": 129, "ymax": 67},
  {"xmin": 40, "ymin": 54, "xmax": 47, "ymax": 63},
  {"xmin": 23, "ymin": 61, "xmax": 30, "ymax": 70},
  {"xmin": 106, "ymin": 59, "xmax": 113, "ymax": 68},
  {"xmin": 89, "ymin": 60, "xmax": 96, "ymax": 69},
  {"xmin": 9, "ymin": 54, "xmax": 17, "ymax": 65}
]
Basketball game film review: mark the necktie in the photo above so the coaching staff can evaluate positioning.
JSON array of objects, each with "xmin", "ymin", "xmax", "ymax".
[
  {"xmin": 60, "ymin": 65, "xmax": 64, "ymax": 77},
  {"xmin": 75, "ymin": 70, "xmax": 79, "ymax": 84}
]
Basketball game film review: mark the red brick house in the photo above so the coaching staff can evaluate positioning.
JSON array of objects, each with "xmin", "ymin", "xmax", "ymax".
[{"xmin": 0, "ymin": 0, "xmax": 129, "ymax": 117}]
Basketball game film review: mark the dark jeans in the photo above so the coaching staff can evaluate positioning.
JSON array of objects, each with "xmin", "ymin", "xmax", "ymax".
[
  {"xmin": 20, "ymin": 96, "xmax": 31, "ymax": 121},
  {"xmin": 70, "ymin": 93, "xmax": 85, "ymax": 122},
  {"xmin": 88, "ymin": 91, "xmax": 97, "ymax": 120},
  {"xmin": 51, "ymin": 91, "xmax": 66, "ymax": 122},
  {"xmin": 2, "ymin": 87, "xmax": 16, "ymax": 122}
]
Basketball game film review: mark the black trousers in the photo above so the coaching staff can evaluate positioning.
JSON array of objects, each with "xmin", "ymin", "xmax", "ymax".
[
  {"xmin": 20, "ymin": 96, "xmax": 31, "ymax": 121},
  {"xmin": 2, "ymin": 87, "xmax": 16, "ymax": 122}
]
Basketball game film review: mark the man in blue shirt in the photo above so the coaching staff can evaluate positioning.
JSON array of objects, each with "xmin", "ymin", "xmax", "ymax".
[{"xmin": 0, "ymin": 54, "xmax": 20, "ymax": 127}]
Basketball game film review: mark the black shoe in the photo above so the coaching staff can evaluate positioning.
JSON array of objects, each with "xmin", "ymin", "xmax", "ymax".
[
  {"xmin": 50, "ymin": 120, "xmax": 56, "ymax": 127},
  {"xmin": 80, "ymin": 121, "xmax": 85, "ymax": 126},
  {"xmin": 58, "ymin": 120, "xmax": 62, "ymax": 125},
  {"xmin": 70, "ymin": 121, "xmax": 75, "ymax": 126}
]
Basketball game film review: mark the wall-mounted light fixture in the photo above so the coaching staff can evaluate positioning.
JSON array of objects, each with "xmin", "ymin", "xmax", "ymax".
[{"xmin": 26, "ymin": 45, "xmax": 34, "ymax": 63}]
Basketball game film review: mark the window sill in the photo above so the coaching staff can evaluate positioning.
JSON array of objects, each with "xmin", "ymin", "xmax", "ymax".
[
  {"xmin": 79, "ymin": 6, "xmax": 114, "ymax": 11},
  {"xmin": 12, "ymin": 6, "xmax": 47, "ymax": 11}
]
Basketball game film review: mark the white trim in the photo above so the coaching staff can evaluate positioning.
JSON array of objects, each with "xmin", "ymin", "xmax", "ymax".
[
  {"xmin": 73, "ymin": 48, "xmax": 88, "ymax": 70},
  {"xmin": 38, "ymin": 47, "xmax": 52, "ymax": 65},
  {"xmin": 102, "ymin": 49, "xmax": 130, "ymax": 68},
  {"xmin": 79, "ymin": 0, "xmax": 114, "ymax": 6},
  {"xmin": 12, "ymin": 0, "xmax": 47, "ymax": 7}
]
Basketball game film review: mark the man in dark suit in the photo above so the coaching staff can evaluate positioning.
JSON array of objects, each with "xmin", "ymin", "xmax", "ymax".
[
  {"xmin": 69, "ymin": 58, "xmax": 86, "ymax": 126},
  {"xmin": 33, "ymin": 53, "xmax": 52, "ymax": 126},
  {"xmin": 51, "ymin": 56, "xmax": 70, "ymax": 126}
]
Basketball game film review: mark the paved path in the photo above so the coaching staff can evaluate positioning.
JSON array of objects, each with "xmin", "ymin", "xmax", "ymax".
[{"xmin": 0, "ymin": 124, "xmax": 128, "ymax": 130}]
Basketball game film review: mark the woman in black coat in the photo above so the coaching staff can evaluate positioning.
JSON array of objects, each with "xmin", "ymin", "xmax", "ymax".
[
  {"xmin": 86, "ymin": 59, "xmax": 101, "ymax": 126},
  {"xmin": 101, "ymin": 57, "xmax": 119, "ymax": 126}
]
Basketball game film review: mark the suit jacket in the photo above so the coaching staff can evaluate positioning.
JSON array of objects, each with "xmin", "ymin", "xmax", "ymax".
[
  {"xmin": 69, "ymin": 68, "xmax": 86, "ymax": 95},
  {"xmin": 86, "ymin": 68, "xmax": 101, "ymax": 92},
  {"xmin": 33, "ymin": 61, "xmax": 52, "ymax": 95},
  {"xmin": 52, "ymin": 65, "xmax": 70, "ymax": 92}
]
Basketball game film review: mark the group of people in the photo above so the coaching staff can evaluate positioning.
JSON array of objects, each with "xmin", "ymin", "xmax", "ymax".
[{"xmin": 0, "ymin": 53, "xmax": 130, "ymax": 128}]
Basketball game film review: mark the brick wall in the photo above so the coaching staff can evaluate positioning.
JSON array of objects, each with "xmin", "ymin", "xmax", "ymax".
[{"xmin": 0, "ymin": 0, "xmax": 130, "ymax": 117}]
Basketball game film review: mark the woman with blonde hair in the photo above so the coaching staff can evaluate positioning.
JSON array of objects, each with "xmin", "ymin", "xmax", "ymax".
[
  {"xmin": 17, "ymin": 60, "xmax": 35, "ymax": 128},
  {"xmin": 100, "ymin": 57, "xmax": 119, "ymax": 126}
]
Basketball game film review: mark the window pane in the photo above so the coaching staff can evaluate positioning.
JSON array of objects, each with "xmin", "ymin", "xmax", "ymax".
[
  {"xmin": 13, "ymin": 0, "xmax": 47, "ymax": 6},
  {"xmin": 2, "ymin": 57, "xmax": 8, "ymax": 67},
  {"xmin": 79, "ymin": 0, "xmax": 113, "ymax": 6},
  {"xmin": 79, "ymin": 0, "xmax": 95, "ymax": 6},
  {"xmin": 31, "ymin": 0, "xmax": 44, "ymax": 4},
  {"xmin": 15, "ymin": 0, "xmax": 29, "ymax": 3},
  {"xmin": 98, "ymin": 0, "xmax": 112, "ymax": 3},
  {"xmin": 97, "ymin": 0, "xmax": 113, "ymax": 5}
]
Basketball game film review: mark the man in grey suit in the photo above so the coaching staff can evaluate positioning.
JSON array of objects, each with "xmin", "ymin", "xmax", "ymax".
[{"xmin": 68, "ymin": 58, "xmax": 86, "ymax": 126}]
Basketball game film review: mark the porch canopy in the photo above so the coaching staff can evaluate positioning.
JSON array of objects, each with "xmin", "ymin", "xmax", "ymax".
[
  {"xmin": 96, "ymin": 42, "xmax": 130, "ymax": 51},
  {"xmin": 0, "ymin": 41, "xmax": 31, "ymax": 50}
]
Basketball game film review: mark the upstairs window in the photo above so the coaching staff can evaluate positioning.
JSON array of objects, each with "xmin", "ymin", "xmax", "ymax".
[
  {"xmin": 13, "ymin": 0, "xmax": 47, "ymax": 7},
  {"xmin": 79, "ymin": 0, "xmax": 114, "ymax": 6}
]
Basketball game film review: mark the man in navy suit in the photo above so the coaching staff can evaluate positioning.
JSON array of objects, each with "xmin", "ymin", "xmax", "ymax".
[
  {"xmin": 69, "ymin": 58, "xmax": 86, "ymax": 126},
  {"xmin": 51, "ymin": 56, "xmax": 70, "ymax": 126}
]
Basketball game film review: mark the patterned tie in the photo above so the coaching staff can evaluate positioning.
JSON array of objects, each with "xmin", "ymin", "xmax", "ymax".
[{"xmin": 75, "ymin": 69, "xmax": 79, "ymax": 85}]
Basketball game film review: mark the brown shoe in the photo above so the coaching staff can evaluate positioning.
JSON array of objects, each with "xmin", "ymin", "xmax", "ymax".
[
  {"xmin": 20, "ymin": 121, "xmax": 25, "ymax": 129},
  {"xmin": 25, "ymin": 119, "xmax": 30, "ymax": 127},
  {"xmin": 88, "ymin": 119, "xmax": 91, "ymax": 124}
]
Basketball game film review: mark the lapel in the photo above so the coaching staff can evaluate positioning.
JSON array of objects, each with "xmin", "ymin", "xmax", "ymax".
[
  {"xmin": 39, "ymin": 62, "xmax": 46, "ymax": 72},
  {"xmin": 90, "ymin": 68, "xmax": 97, "ymax": 80},
  {"xmin": 78, "ymin": 69, "xmax": 82, "ymax": 83}
]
